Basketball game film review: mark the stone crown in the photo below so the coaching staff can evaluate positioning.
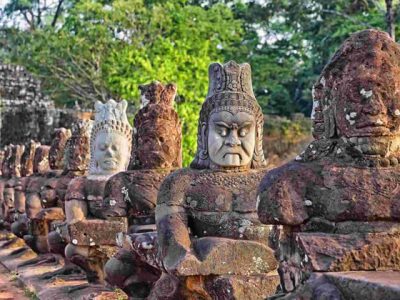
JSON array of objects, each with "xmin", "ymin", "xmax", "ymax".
[{"xmin": 207, "ymin": 60, "xmax": 256, "ymax": 100}]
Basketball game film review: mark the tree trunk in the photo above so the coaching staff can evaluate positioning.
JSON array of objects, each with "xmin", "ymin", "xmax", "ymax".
[{"xmin": 386, "ymin": 0, "xmax": 396, "ymax": 41}]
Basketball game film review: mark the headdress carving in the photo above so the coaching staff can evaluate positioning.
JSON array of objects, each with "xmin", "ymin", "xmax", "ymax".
[
  {"xmin": 2, "ymin": 145, "xmax": 12, "ymax": 178},
  {"xmin": 90, "ymin": 99, "xmax": 132, "ymax": 174},
  {"xmin": 8, "ymin": 144, "xmax": 25, "ymax": 177},
  {"xmin": 130, "ymin": 81, "xmax": 182, "ymax": 169},
  {"xmin": 64, "ymin": 120, "xmax": 92, "ymax": 172},
  {"xmin": 191, "ymin": 61, "xmax": 266, "ymax": 169},
  {"xmin": 0, "ymin": 150, "xmax": 4, "ymax": 177},
  {"xmin": 49, "ymin": 128, "xmax": 72, "ymax": 170},
  {"xmin": 21, "ymin": 140, "xmax": 41, "ymax": 177},
  {"xmin": 33, "ymin": 145, "xmax": 50, "ymax": 175}
]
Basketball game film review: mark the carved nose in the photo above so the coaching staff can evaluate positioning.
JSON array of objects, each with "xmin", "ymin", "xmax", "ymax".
[
  {"xmin": 105, "ymin": 147, "xmax": 114, "ymax": 156},
  {"xmin": 362, "ymin": 94, "xmax": 386, "ymax": 116},
  {"xmin": 225, "ymin": 131, "xmax": 241, "ymax": 147}
]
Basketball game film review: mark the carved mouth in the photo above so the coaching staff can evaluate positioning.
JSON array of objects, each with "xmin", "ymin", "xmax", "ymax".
[
  {"xmin": 223, "ymin": 153, "xmax": 242, "ymax": 160},
  {"xmin": 355, "ymin": 119, "xmax": 389, "ymax": 129}
]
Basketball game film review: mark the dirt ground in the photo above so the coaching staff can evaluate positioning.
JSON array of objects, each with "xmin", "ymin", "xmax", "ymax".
[{"xmin": 0, "ymin": 262, "xmax": 30, "ymax": 300}]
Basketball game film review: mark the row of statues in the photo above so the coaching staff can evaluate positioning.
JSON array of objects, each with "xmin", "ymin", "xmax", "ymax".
[{"xmin": 0, "ymin": 29, "xmax": 399, "ymax": 299}]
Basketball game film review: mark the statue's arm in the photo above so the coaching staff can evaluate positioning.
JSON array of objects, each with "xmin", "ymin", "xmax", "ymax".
[
  {"xmin": 64, "ymin": 177, "xmax": 88, "ymax": 223},
  {"xmin": 257, "ymin": 163, "xmax": 311, "ymax": 226},
  {"xmin": 156, "ymin": 172, "xmax": 199, "ymax": 274}
]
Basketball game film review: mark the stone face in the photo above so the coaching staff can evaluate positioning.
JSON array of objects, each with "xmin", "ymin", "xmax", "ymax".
[
  {"xmin": 63, "ymin": 120, "xmax": 92, "ymax": 172},
  {"xmin": 0, "ymin": 64, "xmax": 93, "ymax": 147},
  {"xmin": 32, "ymin": 145, "xmax": 50, "ymax": 175},
  {"xmin": 20, "ymin": 140, "xmax": 40, "ymax": 177},
  {"xmin": 191, "ymin": 61, "xmax": 266, "ymax": 170},
  {"xmin": 8, "ymin": 144, "xmax": 24, "ymax": 178},
  {"xmin": 103, "ymin": 82, "xmax": 183, "ymax": 297},
  {"xmin": 130, "ymin": 82, "xmax": 182, "ymax": 170},
  {"xmin": 48, "ymin": 128, "xmax": 71, "ymax": 170},
  {"xmin": 151, "ymin": 61, "xmax": 277, "ymax": 299},
  {"xmin": 63, "ymin": 99, "xmax": 132, "ymax": 284},
  {"xmin": 257, "ymin": 29, "xmax": 400, "ymax": 297},
  {"xmin": 89, "ymin": 99, "xmax": 132, "ymax": 176}
]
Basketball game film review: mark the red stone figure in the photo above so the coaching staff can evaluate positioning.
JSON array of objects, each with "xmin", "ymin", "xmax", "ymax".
[{"xmin": 258, "ymin": 30, "xmax": 400, "ymax": 298}]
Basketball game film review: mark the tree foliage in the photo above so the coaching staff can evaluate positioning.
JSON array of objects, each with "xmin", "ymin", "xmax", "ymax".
[
  {"xmin": 1, "ymin": 0, "xmax": 398, "ymax": 165},
  {"xmin": 1, "ymin": 0, "xmax": 242, "ymax": 165}
]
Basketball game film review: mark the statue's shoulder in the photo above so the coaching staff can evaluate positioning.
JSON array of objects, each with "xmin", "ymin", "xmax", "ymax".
[
  {"xmin": 157, "ymin": 168, "xmax": 195, "ymax": 206},
  {"xmin": 259, "ymin": 161, "xmax": 319, "ymax": 193},
  {"xmin": 65, "ymin": 176, "xmax": 87, "ymax": 201}
]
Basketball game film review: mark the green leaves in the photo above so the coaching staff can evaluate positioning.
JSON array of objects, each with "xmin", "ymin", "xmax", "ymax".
[{"xmin": 1, "ymin": 0, "xmax": 242, "ymax": 165}]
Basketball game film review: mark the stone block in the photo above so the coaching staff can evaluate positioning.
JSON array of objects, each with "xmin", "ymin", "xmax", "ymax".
[{"xmin": 67, "ymin": 218, "xmax": 127, "ymax": 246}]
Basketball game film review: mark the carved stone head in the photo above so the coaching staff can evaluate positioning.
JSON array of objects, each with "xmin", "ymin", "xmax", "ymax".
[
  {"xmin": 2, "ymin": 145, "xmax": 13, "ymax": 178},
  {"xmin": 0, "ymin": 150, "xmax": 4, "ymax": 177},
  {"xmin": 33, "ymin": 145, "xmax": 50, "ymax": 175},
  {"xmin": 90, "ymin": 99, "xmax": 132, "ymax": 176},
  {"xmin": 49, "ymin": 128, "xmax": 72, "ymax": 170},
  {"xmin": 63, "ymin": 120, "xmax": 92, "ymax": 172},
  {"xmin": 130, "ymin": 82, "xmax": 182, "ymax": 169},
  {"xmin": 303, "ymin": 30, "xmax": 400, "ymax": 164},
  {"xmin": 8, "ymin": 144, "xmax": 25, "ymax": 177},
  {"xmin": 21, "ymin": 140, "xmax": 41, "ymax": 177},
  {"xmin": 191, "ymin": 61, "xmax": 266, "ymax": 170}
]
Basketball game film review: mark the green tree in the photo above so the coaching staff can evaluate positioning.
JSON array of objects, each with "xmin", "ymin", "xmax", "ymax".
[{"xmin": 1, "ymin": 0, "xmax": 242, "ymax": 165}]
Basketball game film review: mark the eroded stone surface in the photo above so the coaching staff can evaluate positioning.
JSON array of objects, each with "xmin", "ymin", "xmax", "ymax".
[
  {"xmin": 153, "ymin": 61, "xmax": 277, "ymax": 299},
  {"xmin": 103, "ymin": 81, "xmax": 182, "ymax": 297},
  {"xmin": 257, "ymin": 29, "xmax": 400, "ymax": 297}
]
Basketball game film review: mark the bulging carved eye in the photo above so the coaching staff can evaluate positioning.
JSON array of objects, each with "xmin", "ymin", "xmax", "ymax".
[
  {"xmin": 239, "ymin": 129, "xmax": 248, "ymax": 137},
  {"xmin": 219, "ymin": 128, "xmax": 228, "ymax": 137}
]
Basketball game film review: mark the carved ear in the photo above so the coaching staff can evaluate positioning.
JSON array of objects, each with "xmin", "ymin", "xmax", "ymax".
[
  {"xmin": 120, "ymin": 99, "xmax": 128, "ymax": 112},
  {"xmin": 95, "ymin": 101, "xmax": 103, "ymax": 112},
  {"xmin": 201, "ymin": 122, "xmax": 207, "ymax": 151}
]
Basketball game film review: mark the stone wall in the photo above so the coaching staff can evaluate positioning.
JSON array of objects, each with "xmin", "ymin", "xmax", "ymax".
[{"xmin": 0, "ymin": 64, "xmax": 92, "ymax": 146}]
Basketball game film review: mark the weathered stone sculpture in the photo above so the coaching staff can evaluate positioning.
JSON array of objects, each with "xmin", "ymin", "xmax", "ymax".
[
  {"xmin": 147, "ymin": 61, "xmax": 278, "ymax": 299},
  {"xmin": 3, "ymin": 144, "xmax": 25, "ymax": 227},
  {"xmin": 23, "ymin": 145, "xmax": 50, "ymax": 248},
  {"xmin": 63, "ymin": 99, "xmax": 132, "ymax": 284},
  {"xmin": 27, "ymin": 123, "xmax": 90, "ymax": 257},
  {"xmin": 48, "ymin": 128, "xmax": 72, "ymax": 175},
  {"xmin": 11, "ymin": 140, "xmax": 41, "ymax": 237},
  {"xmin": 0, "ymin": 146, "xmax": 13, "ymax": 220},
  {"xmin": 0, "ymin": 150, "xmax": 4, "ymax": 177},
  {"xmin": 258, "ymin": 29, "xmax": 400, "ymax": 298},
  {"xmin": 22, "ymin": 128, "xmax": 70, "ymax": 253},
  {"xmin": 103, "ymin": 81, "xmax": 182, "ymax": 296}
]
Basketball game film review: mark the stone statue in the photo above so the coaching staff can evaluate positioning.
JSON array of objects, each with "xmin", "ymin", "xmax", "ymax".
[
  {"xmin": 0, "ymin": 150, "xmax": 4, "ymax": 178},
  {"xmin": 145, "ymin": 61, "xmax": 278, "ymax": 299},
  {"xmin": 257, "ymin": 29, "xmax": 400, "ymax": 298},
  {"xmin": 11, "ymin": 140, "xmax": 41, "ymax": 238},
  {"xmin": 0, "ymin": 146, "xmax": 13, "ymax": 221},
  {"xmin": 48, "ymin": 128, "xmax": 72, "ymax": 174},
  {"xmin": 3, "ymin": 144, "xmax": 25, "ymax": 228},
  {"xmin": 21, "ymin": 128, "xmax": 70, "ymax": 253},
  {"xmin": 103, "ymin": 81, "xmax": 182, "ymax": 297},
  {"xmin": 23, "ymin": 145, "xmax": 50, "ymax": 248},
  {"xmin": 19, "ymin": 120, "xmax": 93, "ymax": 279},
  {"xmin": 63, "ymin": 99, "xmax": 132, "ymax": 284},
  {"xmin": 25, "ymin": 123, "xmax": 91, "ymax": 257}
]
